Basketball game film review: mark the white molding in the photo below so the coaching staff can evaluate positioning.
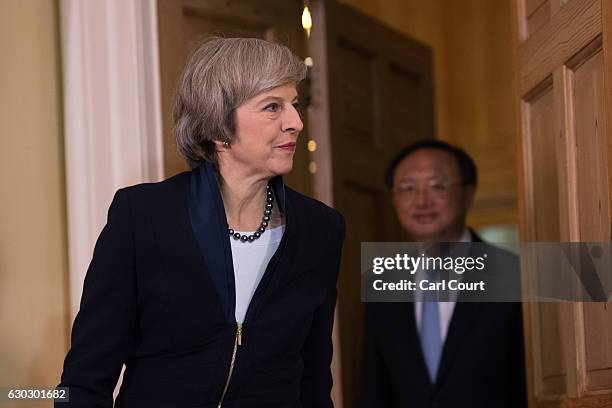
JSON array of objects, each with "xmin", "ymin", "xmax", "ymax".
[{"xmin": 60, "ymin": 0, "xmax": 164, "ymax": 318}]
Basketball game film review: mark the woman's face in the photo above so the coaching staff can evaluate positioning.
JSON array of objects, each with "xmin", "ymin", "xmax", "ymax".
[{"xmin": 222, "ymin": 84, "xmax": 303, "ymax": 178}]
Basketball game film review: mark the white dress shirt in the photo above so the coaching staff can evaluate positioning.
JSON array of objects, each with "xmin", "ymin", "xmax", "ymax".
[{"xmin": 231, "ymin": 225, "xmax": 284, "ymax": 323}]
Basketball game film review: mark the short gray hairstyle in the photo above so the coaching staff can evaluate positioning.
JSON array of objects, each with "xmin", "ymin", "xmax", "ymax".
[{"xmin": 173, "ymin": 37, "xmax": 307, "ymax": 168}]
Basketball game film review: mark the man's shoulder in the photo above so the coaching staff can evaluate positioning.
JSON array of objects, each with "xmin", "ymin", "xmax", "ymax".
[
  {"xmin": 467, "ymin": 230, "xmax": 522, "ymax": 301},
  {"xmin": 470, "ymin": 229, "xmax": 519, "ymax": 264}
]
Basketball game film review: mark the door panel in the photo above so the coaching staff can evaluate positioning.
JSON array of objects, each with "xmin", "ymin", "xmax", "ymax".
[
  {"xmin": 336, "ymin": 40, "xmax": 378, "ymax": 148},
  {"xmin": 524, "ymin": 84, "xmax": 560, "ymax": 242},
  {"xmin": 387, "ymin": 66, "xmax": 429, "ymax": 152},
  {"xmin": 310, "ymin": 1, "xmax": 434, "ymax": 406},
  {"xmin": 584, "ymin": 303, "xmax": 612, "ymax": 389},
  {"xmin": 525, "ymin": 0, "xmax": 551, "ymax": 36},
  {"xmin": 572, "ymin": 47, "xmax": 610, "ymax": 240},
  {"xmin": 513, "ymin": 0, "xmax": 612, "ymax": 406},
  {"xmin": 538, "ymin": 303, "xmax": 568, "ymax": 396}
]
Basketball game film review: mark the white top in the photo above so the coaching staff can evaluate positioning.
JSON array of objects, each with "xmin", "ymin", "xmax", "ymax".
[
  {"xmin": 414, "ymin": 229, "xmax": 472, "ymax": 343},
  {"xmin": 230, "ymin": 225, "xmax": 285, "ymax": 323}
]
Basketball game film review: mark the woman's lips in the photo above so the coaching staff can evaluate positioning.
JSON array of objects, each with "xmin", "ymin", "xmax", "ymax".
[{"xmin": 276, "ymin": 142, "xmax": 296, "ymax": 151}]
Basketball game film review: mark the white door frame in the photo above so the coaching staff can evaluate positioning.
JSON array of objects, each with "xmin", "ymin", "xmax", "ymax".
[{"xmin": 60, "ymin": 0, "xmax": 164, "ymax": 318}]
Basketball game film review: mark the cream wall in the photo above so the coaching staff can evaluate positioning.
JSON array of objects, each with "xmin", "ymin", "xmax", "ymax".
[
  {"xmin": 338, "ymin": 0, "xmax": 518, "ymax": 226},
  {"xmin": 0, "ymin": 0, "xmax": 68, "ymax": 400}
]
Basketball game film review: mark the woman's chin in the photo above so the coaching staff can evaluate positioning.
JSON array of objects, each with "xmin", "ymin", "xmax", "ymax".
[{"xmin": 270, "ymin": 161, "xmax": 294, "ymax": 176}]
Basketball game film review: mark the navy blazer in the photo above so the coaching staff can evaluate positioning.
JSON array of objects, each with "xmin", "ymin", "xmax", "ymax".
[
  {"xmin": 58, "ymin": 163, "xmax": 345, "ymax": 408},
  {"xmin": 361, "ymin": 233, "xmax": 527, "ymax": 408}
]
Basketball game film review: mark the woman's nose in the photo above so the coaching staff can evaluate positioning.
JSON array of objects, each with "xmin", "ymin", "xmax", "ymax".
[{"xmin": 282, "ymin": 104, "xmax": 304, "ymax": 133}]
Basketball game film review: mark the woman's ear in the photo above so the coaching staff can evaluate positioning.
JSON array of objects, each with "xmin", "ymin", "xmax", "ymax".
[{"xmin": 214, "ymin": 139, "xmax": 230, "ymax": 152}]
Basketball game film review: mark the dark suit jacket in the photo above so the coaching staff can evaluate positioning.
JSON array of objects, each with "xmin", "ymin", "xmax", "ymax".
[
  {"xmin": 361, "ymin": 233, "xmax": 527, "ymax": 408},
  {"xmin": 58, "ymin": 163, "xmax": 345, "ymax": 408}
]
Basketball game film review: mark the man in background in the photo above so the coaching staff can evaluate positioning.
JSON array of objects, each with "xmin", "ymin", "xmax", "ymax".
[{"xmin": 361, "ymin": 140, "xmax": 527, "ymax": 408}]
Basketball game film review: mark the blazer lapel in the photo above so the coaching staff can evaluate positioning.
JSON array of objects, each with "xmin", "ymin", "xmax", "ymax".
[
  {"xmin": 188, "ymin": 162, "xmax": 290, "ymax": 323},
  {"xmin": 435, "ymin": 301, "xmax": 482, "ymax": 386},
  {"xmin": 435, "ymin": 233, "xmax": 484, "ymax": 386},
  {"xmin": 244, "ymin": 187, "xmax": 298, "ymax": 322},
  {"xmin": 189, "ymin": 163, "xmax": 235, "ymax": 321}
]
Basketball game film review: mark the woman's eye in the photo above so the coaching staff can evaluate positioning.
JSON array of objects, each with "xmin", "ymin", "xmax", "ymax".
[{"xmin": 264, "ymin": 103, "xmax": 280, "ymax": 112}]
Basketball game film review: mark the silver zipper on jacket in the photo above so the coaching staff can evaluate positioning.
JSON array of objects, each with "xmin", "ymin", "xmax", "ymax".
[{"xmin": 217, "ymin": 323, "xmax": 243, "ymax": 408}]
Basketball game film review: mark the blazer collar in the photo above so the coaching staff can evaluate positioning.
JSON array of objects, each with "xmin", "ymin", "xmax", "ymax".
[
  {"xmin": 468, "ymin": 228, "xmax": 483, "ymax": 243},
  {"xmin": 193, "ymin": 161, "xmax": 287, "ymax": 214}
]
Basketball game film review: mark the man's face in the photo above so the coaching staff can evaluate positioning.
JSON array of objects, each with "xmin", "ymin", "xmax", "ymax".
[{"xmin": 391, "ymin": 148, "xmax": 475, "ymax": 242}]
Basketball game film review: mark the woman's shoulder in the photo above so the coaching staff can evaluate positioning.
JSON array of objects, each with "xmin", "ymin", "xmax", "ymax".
[
  {"xmin": 285, "ymin": 187, "xmax": 345, "ymax": 231},
  {"xmin": 120, "ymin": 171, "xmax": 190, "ymax": 198},
  {"xmin": 116, "ymin": 171, "xmax": 191, "ymax": 212}
]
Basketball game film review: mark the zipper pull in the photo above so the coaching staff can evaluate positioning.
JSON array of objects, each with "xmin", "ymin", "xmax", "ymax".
[{"xmin": 237, "ymin": 323, "xmax": 243, "ymax": 346}]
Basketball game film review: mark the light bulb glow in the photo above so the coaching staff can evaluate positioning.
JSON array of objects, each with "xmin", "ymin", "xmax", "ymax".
[
  {"xmin": 302, "ymin": 6, "xmax": 312, "ymax": 37},
  {"xmin": 307, "ymin": 140, "xmax": 317, "ymax": 152},
  {"xmin": 308, "ymin": 161, "xmax": 317, "ymax": 174}
]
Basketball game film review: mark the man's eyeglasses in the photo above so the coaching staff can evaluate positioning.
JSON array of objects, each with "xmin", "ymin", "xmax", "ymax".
[{"xmin": 392, "ymin": 180, "xmax": 466, "ymax": 200}]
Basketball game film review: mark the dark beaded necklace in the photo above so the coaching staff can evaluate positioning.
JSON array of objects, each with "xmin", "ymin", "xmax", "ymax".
[{"xmin": 228, "ymin": 184, "xmax": 274, "ymax": 243}]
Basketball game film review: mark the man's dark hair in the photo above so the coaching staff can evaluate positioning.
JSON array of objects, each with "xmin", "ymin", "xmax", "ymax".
[{"xmin": 384, "ymin": 139, "xmax": 478, "ymax": 189}]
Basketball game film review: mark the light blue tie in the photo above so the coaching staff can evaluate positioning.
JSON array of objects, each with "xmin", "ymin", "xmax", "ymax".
[{"xmin": 420, "ymin": 280, "xmax": 442, "ymax": 382}]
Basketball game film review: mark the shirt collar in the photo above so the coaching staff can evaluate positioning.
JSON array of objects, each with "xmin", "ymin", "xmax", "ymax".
[{"xmin": 458, "ymin": 228, "xmax": 472, "ymax": 243}]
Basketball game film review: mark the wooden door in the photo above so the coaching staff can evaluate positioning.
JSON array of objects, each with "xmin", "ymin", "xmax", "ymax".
[
  {"xmin": 309, "ymin": 1, "xmax": 435, "ymax": 406},
  {"xmin": 157, "ymin": 0, "xmax": 312, "ymax": 195},
  {"xmin": 513, "ymin": 0, "xmax": 612, "ymax": 406}
]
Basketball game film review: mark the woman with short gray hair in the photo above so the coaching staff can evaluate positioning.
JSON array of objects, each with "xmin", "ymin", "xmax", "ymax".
[{"xmin": 58, "ymin": 37, "xmax": 345, "ymax": 407}]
